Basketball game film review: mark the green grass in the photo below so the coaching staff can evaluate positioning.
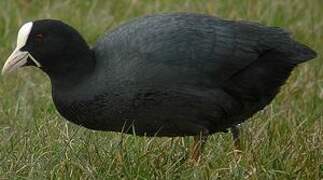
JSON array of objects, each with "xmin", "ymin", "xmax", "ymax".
[{"xmin": 0, "ymin": 0, "xmax": 322, "ymax": 179}]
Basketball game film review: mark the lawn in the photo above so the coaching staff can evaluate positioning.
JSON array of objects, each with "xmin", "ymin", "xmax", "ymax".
[{"xmin": 0, "ymin": 0, "xmax": 322, "ymax": 179}]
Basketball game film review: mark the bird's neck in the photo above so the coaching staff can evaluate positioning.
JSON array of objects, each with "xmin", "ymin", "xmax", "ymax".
[{"xmin": 47, "ymin": 49, "xmax": 96, "ymax": 90}]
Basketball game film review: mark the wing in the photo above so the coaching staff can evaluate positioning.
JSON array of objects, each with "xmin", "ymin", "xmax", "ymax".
[{"xmin": 93, "ymin": 13, "xmax": 315, "ymax": 89}]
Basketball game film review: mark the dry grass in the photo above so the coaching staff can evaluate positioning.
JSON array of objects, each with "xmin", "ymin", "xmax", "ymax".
[{"xmin": 0, "ymin": 0, "xmax": 322, "ymax": 179}]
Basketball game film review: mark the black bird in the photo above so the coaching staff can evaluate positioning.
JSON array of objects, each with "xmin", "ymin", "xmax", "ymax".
[{"xmin": 2, "ymin": 13, "xmax": 316, "ymax": 160}]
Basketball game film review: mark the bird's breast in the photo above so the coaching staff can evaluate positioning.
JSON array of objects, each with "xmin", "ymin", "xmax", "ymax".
[{"xmin": 52, "ymin": 85, "xmax": 238, "ymax": 136}]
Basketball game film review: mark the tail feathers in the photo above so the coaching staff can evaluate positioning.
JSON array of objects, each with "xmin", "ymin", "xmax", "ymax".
[
  {"xmin": 261, "ymin": 27, "xmax": 317, "ymax": 64},
  {"xmin": 288, "ymin": 42, "xmax": 317, "ymax": 63}
]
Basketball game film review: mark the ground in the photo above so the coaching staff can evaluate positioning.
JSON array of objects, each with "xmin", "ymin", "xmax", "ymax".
[{"xmin": 0, "ymin": 0, "xmax": 322, "ymax": 179}]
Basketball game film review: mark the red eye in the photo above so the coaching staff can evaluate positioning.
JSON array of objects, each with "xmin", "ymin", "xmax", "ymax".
[
  {"xmin": 35, "ymin": 33, "xmax": 44, "ymax": 39},
  {"xmin": 35, "ymin": 33, "xmax": 44, "ymax": 44}
]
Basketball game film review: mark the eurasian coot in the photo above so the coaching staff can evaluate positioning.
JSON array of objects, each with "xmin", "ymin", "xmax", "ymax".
[{"xmin": 2, "ymin": 13, "xmax": 317, "ymax": 160}]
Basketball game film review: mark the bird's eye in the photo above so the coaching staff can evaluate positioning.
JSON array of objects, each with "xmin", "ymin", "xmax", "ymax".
[
  {"xmin": 35, "ymin": 33, "xmax": 44, "ymax": 39},
  {"xmin": 35, "ymin": 33, "xmax": 44, "ymax": 43}
]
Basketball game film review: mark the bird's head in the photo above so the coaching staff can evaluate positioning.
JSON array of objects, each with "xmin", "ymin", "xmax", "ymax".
[{"xmin": 2, "ymin": 20, "xmax": 94, "ymax": 80}]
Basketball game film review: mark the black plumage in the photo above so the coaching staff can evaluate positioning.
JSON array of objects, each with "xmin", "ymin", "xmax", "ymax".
[{"xmin": 3, "ymin": 13, "xmax": 317, "ymax": 138}]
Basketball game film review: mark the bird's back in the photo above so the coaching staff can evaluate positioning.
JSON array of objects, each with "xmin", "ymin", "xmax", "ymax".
[{"xmin": 94, "ymin": 13, "xmax": 315, "ymax": 88}]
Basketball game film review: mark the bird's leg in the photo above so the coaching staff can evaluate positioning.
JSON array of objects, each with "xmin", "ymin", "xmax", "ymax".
[
  {"xmin": 190, "ymin": 133, "xmax": 208, "ymax": 163},
  {"xmin": 231, "ymin": 124, "xmax": 241, "ymax": 151}
]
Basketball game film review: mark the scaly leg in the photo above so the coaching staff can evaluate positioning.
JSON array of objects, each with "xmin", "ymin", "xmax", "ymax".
[
  {"xmin": 190, "ymin": 133, "xmax": 208, "ymax": 163},
  {"xmin": 231, "ymin": 124, "xmax": 241, "ymax": 150}
]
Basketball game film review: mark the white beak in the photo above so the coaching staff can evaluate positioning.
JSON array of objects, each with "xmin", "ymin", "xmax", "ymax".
[
  {"xmin": 2, "ymin": 22, "xmax": 41, "ymax": 75},
  {"xmin": 2, "ymin": 49, "xmax": 29, "ymax": 74},
  {"xmin": 1, "ymin": 48, "xmax": 40, "ymax": 75}
]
